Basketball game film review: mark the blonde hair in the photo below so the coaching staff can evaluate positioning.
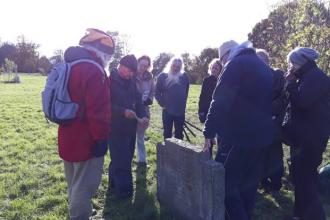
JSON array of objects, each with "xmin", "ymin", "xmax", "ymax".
[{"xmin": 208, "ymin": 58, "xmax": 221, "ymax": 74}]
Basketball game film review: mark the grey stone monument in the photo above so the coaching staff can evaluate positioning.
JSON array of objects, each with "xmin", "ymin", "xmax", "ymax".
[{"xmin": 157, "ymin": 138, "xmax": 225, "ymax": 220}]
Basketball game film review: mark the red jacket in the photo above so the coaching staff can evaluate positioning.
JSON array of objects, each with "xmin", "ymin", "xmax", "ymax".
[{"xmin": 58, "ymin": 47, "xmax": 111, "ymax": 162}]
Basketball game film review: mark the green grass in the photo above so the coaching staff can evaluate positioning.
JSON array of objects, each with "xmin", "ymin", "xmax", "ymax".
[{"xmin": 0, "ymin": 74, "xmax": 329, "ymax": 220}]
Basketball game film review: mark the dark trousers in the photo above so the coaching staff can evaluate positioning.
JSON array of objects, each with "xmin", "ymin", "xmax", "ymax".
[
  {"xmin": 162, "ymin": 110, "xmax": 185, "ymax": 140},
  {"xmin": 290, "ymin": 138, "xmax": 328, "ymax": 220},
  {"xmin": 261, "ymin": 140, "xmax": 284, "ymax": 191},
  {"xmin": 108, "ymin": 134, "xmax": 136, "ymax": 199},
  {"xmin": 215, "ymin": 143, "xmax": 266, "ymax": 220}
]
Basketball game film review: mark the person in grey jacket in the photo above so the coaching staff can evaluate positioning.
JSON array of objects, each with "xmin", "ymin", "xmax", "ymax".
[
  {"xmin": 155, "ymin": 57, "xmax": 189, "ymax": 140},
  {"xmin": 135, "ymin": 55, "xmax": 155, "ymax": 164}
]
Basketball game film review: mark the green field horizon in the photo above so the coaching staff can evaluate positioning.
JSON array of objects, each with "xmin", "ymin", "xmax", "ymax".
[{"xmin": 0, "ymin": 74, "xmax": 329, "ymax": 220}]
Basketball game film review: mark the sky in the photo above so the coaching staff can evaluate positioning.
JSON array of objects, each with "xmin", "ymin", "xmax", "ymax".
[{"xmin": 0, "ymin": 0, "xmax": 281, "ymax": 59}]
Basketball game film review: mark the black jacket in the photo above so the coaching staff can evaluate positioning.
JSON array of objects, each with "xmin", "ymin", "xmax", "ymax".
[
  {"xmin": 198, "ymin": 75, "xmax": 218, "ymax": 123},
  {"xmin": 272, "ymin": 69, "xmax": 286, "ymax": 140},
  {"xmin": 284, "ymin": 61, "xmax": 330, "ymax": 148},
  {"xmin": 110, "ymin": 69, "xmax": 146, "ymax": 135}
]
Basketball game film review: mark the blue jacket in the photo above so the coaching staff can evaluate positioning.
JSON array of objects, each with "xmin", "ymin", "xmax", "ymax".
[
  {"xmin": 110, "ymin": 69, "xmax": 146, "ymax": 135},
  {"xmin": 155, "ymin": 72, "xmax": 189, "ymax": 116},
  {"xmin": 203, "ymin": 48, "xmax": 273, "ymax": 148},
  {"xmin": 284, "ymin": 61, "xmax": 330, "ymax": 148}
]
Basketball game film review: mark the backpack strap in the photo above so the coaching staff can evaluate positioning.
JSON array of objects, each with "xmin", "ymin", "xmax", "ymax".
[
  {"xmin": 69, "ymin": 59, "xmax": 105, "ymax": 74},
  {"xmin": 67, "ymin": 59, "xmax": 106, "ymax": 121}
]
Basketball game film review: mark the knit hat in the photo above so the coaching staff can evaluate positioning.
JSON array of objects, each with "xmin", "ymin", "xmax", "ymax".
[
  {"xmin": 219, "ymin": 40, "xmax": 239, "ymax": 60},
  {"xmin": 120, "ymin": 55, "xmax": 138, "ymax": 72},
  {"xmin": 287, "ymin": 47, "xmax": 319, "ymax": 66},
  {"xmin": 79, "ymin": 28, "xmax": 115, "ymax": 55}
]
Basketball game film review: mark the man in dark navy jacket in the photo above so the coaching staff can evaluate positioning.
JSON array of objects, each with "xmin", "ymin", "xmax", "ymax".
[
  {"xmin": 203, "ymin": 41, "xmax": 273, "ymax": 220},
  {"xmin": 108, "ymin": 55, "xmax": 148, "ymax": 199}
]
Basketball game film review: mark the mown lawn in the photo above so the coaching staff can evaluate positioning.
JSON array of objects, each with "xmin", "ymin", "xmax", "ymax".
[{"xmin": 0, "ymin": 74, "xmax": 329, "ymax": 220}]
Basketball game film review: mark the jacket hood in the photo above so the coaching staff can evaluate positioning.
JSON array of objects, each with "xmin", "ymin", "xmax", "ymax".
[{"xmin": 64, "ymin": 46, "xmax": 96, "ymax": 63}]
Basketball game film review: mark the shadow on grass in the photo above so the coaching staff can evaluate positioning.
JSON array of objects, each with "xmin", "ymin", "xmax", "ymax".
[
  {"xmin": 103, "ymin": 163, "xmax": 159, "ymax": 220},
  {"xmin": 253, "ymin": 189, "xmax": 294, "ymax": 220}
]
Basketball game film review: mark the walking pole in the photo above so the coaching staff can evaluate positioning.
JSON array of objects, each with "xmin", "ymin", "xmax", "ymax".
[
  {"xmin": 184, "ymin": 120, "xmax": 203, "ymax": 132},
  {"xmin": 183, "ymin": 122, "xmax": 196, "ymax": 137},
  {"xmin": 183, "ymin": 127, "xmax": 191, "ymax": 142}
]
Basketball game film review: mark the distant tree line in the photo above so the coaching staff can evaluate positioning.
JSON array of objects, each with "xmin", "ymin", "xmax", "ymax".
[{"xmin": 1, "ymin": 0, "xmax": 329, "ymax": 82}]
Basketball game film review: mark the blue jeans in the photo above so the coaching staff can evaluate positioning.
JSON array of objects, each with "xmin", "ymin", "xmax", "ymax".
[
  {"xmin": 215, "ymin": 143, "xmax": 266, "ymax": 220},
  {"xmin": 108, "ymin": 134, "xmax": 136, "ymax": 199},
  {"xmin": 162, "ymin": 110, "xmax": 185, "ymax": 140},
  {"xmin": 136, "ymin": 127, "xmax": 147, "ymax": 163}
]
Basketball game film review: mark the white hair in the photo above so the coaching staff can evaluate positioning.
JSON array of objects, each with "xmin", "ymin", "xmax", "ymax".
[
  {"xmin": 164, "ymin": 57, "xmax": 185, "ymax": 74},
  {"xmin": 83, "ymin": 44, "xmax": 112, "ymax": 68}
]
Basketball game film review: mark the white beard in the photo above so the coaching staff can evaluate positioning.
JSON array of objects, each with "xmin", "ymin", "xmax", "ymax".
[{"xmin": 166, "ymin": 72, "xmax": 181, "ymax": 84}]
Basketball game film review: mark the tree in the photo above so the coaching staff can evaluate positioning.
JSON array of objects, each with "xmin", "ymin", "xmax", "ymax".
[
  {"xmin": 0, "ymin": 42, "xmax": 17, "ymax": 66},
  {"xmin": 248, "ymin": 0, "xmax": 330, "ymax": 73},
  {"xmin": 3, "ymin": 58, "xmax": 17, "ymax": 82},
  {"xmin": 151, "ymin": 52, "xmax": 173, "ymax": 77},
  {"xmin": 38, "ymin": 56, "xmax": 52, "ymax": 75},
  {"xmin": 49, "ymin": 49, "xmax": 64, "ymax": 65},
  {"xmin": 107, "ymin": 31, "xmax": 131, "ymax": 71},
  {"xmin": 14, "ymin": 35, "xmax": 40, "ymax": 73},
  {"xmin": 190, "ymin": 47, "xmax": 218, "ymax": 84}
]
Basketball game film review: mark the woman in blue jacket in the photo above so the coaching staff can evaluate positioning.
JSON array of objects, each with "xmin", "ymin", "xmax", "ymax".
[{"xmin": 284, "ymin": 47, "xmax": 330, "ymax": 220}]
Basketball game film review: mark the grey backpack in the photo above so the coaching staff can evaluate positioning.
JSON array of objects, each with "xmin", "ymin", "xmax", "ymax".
[{"xmin": 41, "ymin": 59, "xmax": 104, "ymax": 124}]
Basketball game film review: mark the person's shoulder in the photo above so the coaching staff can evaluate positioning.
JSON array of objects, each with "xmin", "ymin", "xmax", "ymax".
[
  {"xmin": 181, "ymin": 72, "xmax": 189, "ymax": 80},
  {"xmin": 144, "ymin": 71, "xmax": 153, "ymax": 80},
  {"xmin": 157, "ymin": 72, "xmax": 167, "ymax": 80}
]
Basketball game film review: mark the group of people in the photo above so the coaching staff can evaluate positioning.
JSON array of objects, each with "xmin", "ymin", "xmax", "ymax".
[
  {"xmin": 200, "ymin": 41, "xmax": 330, "ymax": 220},
  {"xmin": 56, "ymin": 28, "xmax": 330, "ymax": 220}
]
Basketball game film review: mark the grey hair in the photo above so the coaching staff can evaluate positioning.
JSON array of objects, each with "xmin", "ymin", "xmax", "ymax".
[
  {"xmin": 164, "ymin": 57, "xmax": 185, "ymax": 74},
  {"xmin": 256, "ymin": 49, "xmax": 270, "ymax": 66}
]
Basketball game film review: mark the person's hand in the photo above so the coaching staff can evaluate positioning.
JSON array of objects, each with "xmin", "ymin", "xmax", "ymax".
[
  {"xmin": 285, "ymin": 66, "xmax": 297, "ymax": 81},
  {"xmin": 124, "ymin": 109, "xmax": 137, "ymax": 119},
  {"xmin": 143, "ymin": 98, "xmax": 153, "ymax": 106},
  {"xmin": 140, "ymin": 117, "xmax": 149, "ymax": 129},
  {"xmin": 203, "ymin": 138, "xmax": 211, "ymax": 152}
]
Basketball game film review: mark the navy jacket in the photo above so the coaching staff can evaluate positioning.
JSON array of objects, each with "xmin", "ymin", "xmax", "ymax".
[
  {"xmin": 110, "ymin": 69, "xmax": 146, "ymax": 135},
  {"xmin": 203, "ymin": 49, "xmax": 273, "ymax": 148},
  {"xmin": 155, "ymin": 72, "xmax": 189, "ymax": 116},
  {"xmin": 284, "ymin": 61, "xmax": 330, "ymax": 148},
  {"xmin": 272, "ymin": 69, "xmax": 286, "ymax": 140}
]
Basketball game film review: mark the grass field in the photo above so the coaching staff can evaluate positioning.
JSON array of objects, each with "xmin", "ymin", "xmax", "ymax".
[{"xmin": 0, "ymin": 74, "xmax": 329, "ymax": 220}]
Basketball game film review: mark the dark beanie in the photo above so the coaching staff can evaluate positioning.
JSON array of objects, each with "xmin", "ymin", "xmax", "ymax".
[{"xmin": 120, "ymin": 55, "xmax": 138, "ymax": 72}]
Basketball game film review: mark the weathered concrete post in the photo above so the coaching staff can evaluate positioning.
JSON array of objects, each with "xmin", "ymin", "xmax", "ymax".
[{"xmin": 157, "ymin": 138, "xmax": 225, "ymax": 220}]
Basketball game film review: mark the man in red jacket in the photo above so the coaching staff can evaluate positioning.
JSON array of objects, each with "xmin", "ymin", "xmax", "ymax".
[{"xmin": 58, "ymin": 28, "xmax": 114, "ymax": 220}]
